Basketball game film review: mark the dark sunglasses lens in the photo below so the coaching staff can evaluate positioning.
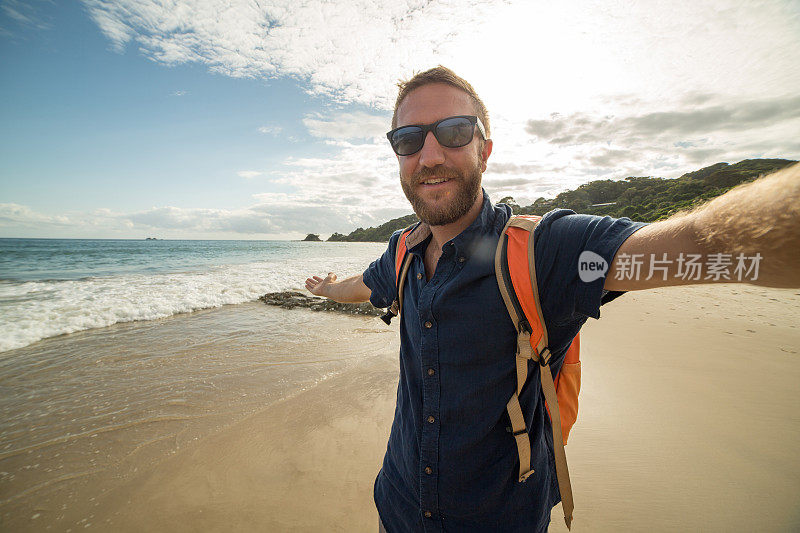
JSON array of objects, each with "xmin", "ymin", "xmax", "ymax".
[
  {"xmin": 435, "ymin": 117, "xmax": 474, "ymax": 147},
  {"xmin": 391, "ymin": 127, "xmax": 424, "ymax": 155}
]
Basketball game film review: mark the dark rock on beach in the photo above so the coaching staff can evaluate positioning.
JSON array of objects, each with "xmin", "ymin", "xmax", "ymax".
[{"xmin": 259, "ymin": 291, "xmax": 383, "ymax": 316}]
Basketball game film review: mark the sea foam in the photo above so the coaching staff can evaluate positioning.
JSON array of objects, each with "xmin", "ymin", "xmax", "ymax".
[{"xmin": 0, "ymin": 245, "xmax": 385, "ymax": 353}]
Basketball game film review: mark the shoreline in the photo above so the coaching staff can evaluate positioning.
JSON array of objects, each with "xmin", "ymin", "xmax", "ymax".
[{"xmin": 0, "ymin": 239, "xmax": 387, "ymax": 353}]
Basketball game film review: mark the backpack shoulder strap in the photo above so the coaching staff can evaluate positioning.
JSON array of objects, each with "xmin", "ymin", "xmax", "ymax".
[
  {"xmin": 380, "ymin": 225, "xmax": 415, "ymax": 325},
  {"xmin": 495, "ymin": 214, "xmax": 575, "ymax": 530}
]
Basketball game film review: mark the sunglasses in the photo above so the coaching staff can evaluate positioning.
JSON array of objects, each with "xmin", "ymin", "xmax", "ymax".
[{"xmin": 386, "ymin": 115, "xmax": 487, "ymax": 156}]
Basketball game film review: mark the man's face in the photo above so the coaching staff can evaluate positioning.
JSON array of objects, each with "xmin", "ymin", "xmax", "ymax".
[{"xmin": 394, "ymin": 83, "xmax": 492, "ymax": 226}]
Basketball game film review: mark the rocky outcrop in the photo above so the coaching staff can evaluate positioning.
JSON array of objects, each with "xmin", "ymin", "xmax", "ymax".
[
  {"xmin": 259, "ymin": 291, "xmax": 383, "ymax": 316},
  {"xmin": 303, "ymin": 234, "xmax": 322, "ymax": 241}
]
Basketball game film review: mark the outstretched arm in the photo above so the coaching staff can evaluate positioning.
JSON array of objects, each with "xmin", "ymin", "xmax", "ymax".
[
  {"xmin": 605, "ymin": 162, "xmax": 800, "ymax": 291},
  {"xmin": 305, "ymin": 272, "xmax": 371, "ymax": 303}
]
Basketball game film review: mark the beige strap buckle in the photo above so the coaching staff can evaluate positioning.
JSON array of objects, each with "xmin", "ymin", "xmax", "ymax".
[{"xmin": 537, "ymin": 347, "xmax": 552, "ymax": 367}]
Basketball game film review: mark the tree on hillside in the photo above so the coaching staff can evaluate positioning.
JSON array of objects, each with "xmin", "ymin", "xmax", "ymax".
[{"xmin": 498, "ymin": 196, "xmax": 521, "ymax": 214}]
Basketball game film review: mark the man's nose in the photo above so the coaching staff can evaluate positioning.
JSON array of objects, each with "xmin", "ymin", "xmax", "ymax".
[{"xmin": 417, "ymin": 131, "xmax": 446, "ymax": 167}]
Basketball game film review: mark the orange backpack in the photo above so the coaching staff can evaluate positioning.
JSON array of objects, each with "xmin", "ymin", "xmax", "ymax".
[{"xmin": 380, "ymin": 214, "xmax": 579, "ymax": 529}]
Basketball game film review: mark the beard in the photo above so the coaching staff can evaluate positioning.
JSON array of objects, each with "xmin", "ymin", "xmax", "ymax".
[{"xmin": 400, "ymin": 160, "xmax": 482, "ymax": 226}]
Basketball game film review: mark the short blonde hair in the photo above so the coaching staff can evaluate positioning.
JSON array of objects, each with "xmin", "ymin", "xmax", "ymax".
[{"xmin": 391, "ymin": 66, "xmax": 491, "ymax": 138}]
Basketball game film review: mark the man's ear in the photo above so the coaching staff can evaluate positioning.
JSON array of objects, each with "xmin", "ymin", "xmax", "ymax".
[{"xmin": 480, "ymin": 139, "xmax": 493, "ymax": 172}]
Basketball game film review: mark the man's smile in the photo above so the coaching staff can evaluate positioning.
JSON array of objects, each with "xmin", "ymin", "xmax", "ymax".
[{"xmin": 418, "ymin": 177, "xmax": 454, "ymax": 189}]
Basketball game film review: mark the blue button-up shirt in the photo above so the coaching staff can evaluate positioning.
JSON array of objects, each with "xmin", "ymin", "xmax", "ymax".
[{"xmin": 363, "ymin": 191, "xmax": 645, "ymax": 532}]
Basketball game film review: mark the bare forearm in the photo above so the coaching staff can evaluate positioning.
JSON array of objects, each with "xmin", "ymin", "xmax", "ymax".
[
  {"xmin": 691, "ymin": 162, "xmax": 800, "ymax": 287},
  {"xmin": 319, "ymin": 274, "xmax": 372, "ymax": 303},
  {"xmin": 606, "ymin": 163, "xmax": 800, "ymax": 290}
]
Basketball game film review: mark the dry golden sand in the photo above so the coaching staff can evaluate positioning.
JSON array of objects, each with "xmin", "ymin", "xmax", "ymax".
[
  {"xmin": 5, "ymin": 285, "xmax": 799, "ymax": 532},
  {"xmin": 547, "ymin": 284, "xmax": 800, "ymax": 532}
]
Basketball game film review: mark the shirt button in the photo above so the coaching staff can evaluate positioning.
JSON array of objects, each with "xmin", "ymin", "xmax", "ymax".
[
  {"xmin": 416, "ymin": 272, "xmax": 423, "ymax": 279},
  {"xmin": 424, "ymin": 321, "xmax": 432, "ymax": 328},
  {"xmin": 427, "ymin": 368, "xmax": 435, "ymax": 376},
  {"xmin": 427, "ymin": 415, "xmax": 435, "ymax": 424},
  {"xmin": 425, "ymin": 466, "xmax": 433, "ymax": 475},
  {"xmin": 424, "ymin": 511, "xmax": 432, "ymax": 518},
  {"xmin": 458, "ymin": 256, "xmax": 466, "ymax": 263}
]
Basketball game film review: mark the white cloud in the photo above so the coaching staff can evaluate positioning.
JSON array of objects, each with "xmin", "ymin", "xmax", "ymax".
[
  {"xmin": 79, "ymin": 0, "xmax": 800, "ymax": 113},
  {"xmin": 79, "ymin": 0, "xmax": 505, "ymax": 107},
  {"xmin": 258, "ymin": 125, "xmax": 282, "ymax": 135},
  {"xmin": 1, "ymin": 0, "xmax": 52, "ymax": 31},
  {"xmin": 0, "ymin": 203, "xmax": 71, "ymax": 226},
  {"xmin": 237, "ymin": 170, "xmax": 262, "ymax": 179},
  {"xmin": 0, "ymin": 200, "xmax": 411, "ymax": 240},
  {"xmin": 303, "ymin": 111, "xmax": 388, "ymax": 140},
  {"xmin": 2, "ymin": 3, "xmax": 33, "ymax": 24},
  {"xmin": 171, "ymin": 90, "xmax": 187, "ymax": 96},
  {"xmin": 275, "ymin": 139, "xmax": 403, "ymax": 207}
]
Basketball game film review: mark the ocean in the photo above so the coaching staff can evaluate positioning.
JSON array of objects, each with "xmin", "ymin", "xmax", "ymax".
[{"xmin": 0, "ymin": 238, "xmax": 387, "ymax": 353}]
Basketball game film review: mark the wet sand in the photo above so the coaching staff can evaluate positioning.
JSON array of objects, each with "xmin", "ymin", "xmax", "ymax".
[
  {"xmin": 86, "ymin": 355, "xmax": 398, "ymax": 532},
  {"xmin": 2, "ymin": 285, "xmax": 799, "ymax": 531},
  {"xmin": 0, "ymin": 304, "xmax": 399, "ymax": 532}
]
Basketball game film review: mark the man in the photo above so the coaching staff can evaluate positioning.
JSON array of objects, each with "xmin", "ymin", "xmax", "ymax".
[{"xmin": 305, "ymin": 66, "xmax": 799, "ymax": 532}]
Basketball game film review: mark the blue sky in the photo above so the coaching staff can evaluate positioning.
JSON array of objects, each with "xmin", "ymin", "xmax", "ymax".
[
  {"xmin": 1, "ymin": 0, "xmax": 799, "ymax": 239},
  {"xmin": 1, "ymin": 2, "xmax": 333, "ymax": 214}
]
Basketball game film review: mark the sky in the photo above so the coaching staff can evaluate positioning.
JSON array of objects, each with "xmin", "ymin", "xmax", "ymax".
[{"xmin": 1, "ymin": 0, "xmax": 799, "ymax": 240}]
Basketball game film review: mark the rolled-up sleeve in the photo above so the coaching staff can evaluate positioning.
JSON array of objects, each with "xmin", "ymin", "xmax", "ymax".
[
  {"xmin": 362, "ymin": 230, "xmax": 401, "ymax": 310},
  {"xmin": 535, "ymin": 209, "xmax": 647, "ymax": 322}
]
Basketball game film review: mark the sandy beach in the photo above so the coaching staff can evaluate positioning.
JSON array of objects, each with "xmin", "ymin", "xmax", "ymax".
[{"xmin": 2, "ymin": 284, "xmax": 799, "ymax": 532}]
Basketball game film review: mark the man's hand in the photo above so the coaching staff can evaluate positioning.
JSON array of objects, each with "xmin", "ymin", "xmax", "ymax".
[
  {"xmin": 305, "ymin": 272, "xmax": 337, "ymax": 298},
  {"xmin": 304, "ymin": 272, "xmax": 372, "ymax": 303}
]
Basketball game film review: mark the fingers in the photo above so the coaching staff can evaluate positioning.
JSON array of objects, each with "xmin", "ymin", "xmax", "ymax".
[
  {"xmin": 304, "ymin": 273, "xmax": 337, "ymax": 295},
  {"xmin": 305, "ymin": 277, "xmax": 320, "ymax": 293}
]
